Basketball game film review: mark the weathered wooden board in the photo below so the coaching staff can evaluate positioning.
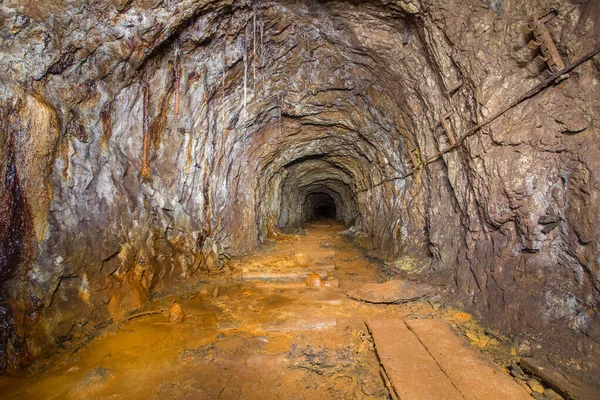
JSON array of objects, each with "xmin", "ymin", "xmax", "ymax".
[
  {"xmin": 406, "ymin": 318, "xmax": 532, "ymax": 400},
  {"xmin": 366, "ymin": 319, "xmax": 464, "ymax": 400}
]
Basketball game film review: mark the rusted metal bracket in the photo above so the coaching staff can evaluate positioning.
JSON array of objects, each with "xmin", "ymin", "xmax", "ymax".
[
  {"xmin": 408, "ymin": 147, "xmax": 422, "ymax": 170},
  {"xmin": 522, "ymin": 9, "xmax": 565, "ymax": 73},
  {"xmin": 439, "ymin": 112, "xmax": 457, "ymax": 147}
]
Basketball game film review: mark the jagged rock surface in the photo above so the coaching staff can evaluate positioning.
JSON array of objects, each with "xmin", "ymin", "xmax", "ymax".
[{"xmin": 0, "ymin": 0, "xmax": 599, "ymax": 387}]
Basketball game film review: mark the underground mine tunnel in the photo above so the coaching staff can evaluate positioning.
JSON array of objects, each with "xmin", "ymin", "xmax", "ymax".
[{"xmin": 0, "ymin": 0, "xmax": 599, "ymax": 398}]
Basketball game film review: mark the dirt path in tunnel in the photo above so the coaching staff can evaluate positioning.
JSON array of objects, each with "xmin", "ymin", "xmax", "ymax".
[{"xmin": 0, "ymin": 221, "xmax": 534, "ymax": 399}]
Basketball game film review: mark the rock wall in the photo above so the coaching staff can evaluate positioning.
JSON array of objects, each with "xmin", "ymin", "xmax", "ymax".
[{"xmin": 0, "ymin": 0, "xmax": 598, "ymax": 385}]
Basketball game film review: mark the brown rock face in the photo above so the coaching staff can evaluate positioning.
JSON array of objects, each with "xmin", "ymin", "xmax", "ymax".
[{"xmin": 0, "ymin": 0, "xmax": 598, "ymax": 389}]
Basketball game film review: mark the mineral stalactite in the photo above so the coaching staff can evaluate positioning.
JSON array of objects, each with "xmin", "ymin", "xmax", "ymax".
[
  {"xmin": 141, "ymin": 81, "xmax": 151, "ymax": 178},
  {"xmin": 174, "ymin": 42, "xmax": 181, "ymax": 115}
]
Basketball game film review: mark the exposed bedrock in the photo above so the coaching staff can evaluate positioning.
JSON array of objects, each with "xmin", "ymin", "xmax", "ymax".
[{"xmin": 0, "ymin": 0, "xmax": 599, "ymax": 386}]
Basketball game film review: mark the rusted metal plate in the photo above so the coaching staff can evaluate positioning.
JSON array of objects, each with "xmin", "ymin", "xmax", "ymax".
[{"xmin": 524, "ymin": 10, "xmax": 565, "ymax": 72}]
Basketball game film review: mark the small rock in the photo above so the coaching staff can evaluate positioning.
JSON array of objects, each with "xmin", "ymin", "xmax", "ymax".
[
  {"xmin": 527, "ymin": 378, "xmax": 544, "ymax": 394},
  {"xmin": 169, "ymin": 302, "xmax": 185, "ymax": 323},
  {"xmin": 464, "ymin": 331, "xmax": 489, "ymax": 349},
  {"xmin": 477, "ymin": 334, "xmax": 490, "ymax": 349},
  {"xmin": 517, "ymin": 341, "xmax": 531, "ymax": 355},
  {"xmin": 538, "ymin": 215, "xmax": 560, "ymax": 225},
  {"xmin": 305, "ymin": 272, "xmax": 323, "ymax": 289},
  {"xmin": 510, "ymin": 363, "xmax": 527, "ymax": 380},
  {"xmin": 542, "ymin": 388, "xmax": 563, "ymax": 400},
  {"xmin": 516, "ymin": 378, "xmax": 533, "ymax": 394},
  {"xmin": 541, "ymin": 222, "xmax": 559, "ymax": 234},
  {"xmin": 465, "ymin": 331, "xmax": 479, "ymax": 344}
]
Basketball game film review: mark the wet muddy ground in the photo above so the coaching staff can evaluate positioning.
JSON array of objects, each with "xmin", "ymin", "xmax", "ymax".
[{"xmin": 0, "ymin": 221, "xmax": 528, "ymax": 399}]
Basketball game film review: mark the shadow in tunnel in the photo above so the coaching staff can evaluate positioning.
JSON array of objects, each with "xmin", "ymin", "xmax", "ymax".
[
  {"xmin": 272, "ymin": 158, "xmax": 361, "ymax": 234},
  {"xmin": 313, "ymin": 198, "xmax": 336, "ymax": 220},
  {"xmin": 304, "ymin": 192, "xmax": 339, "ymax": 222}
]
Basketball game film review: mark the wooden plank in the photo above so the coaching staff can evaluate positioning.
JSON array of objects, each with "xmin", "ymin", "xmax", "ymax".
[
  {"xmin": 241, "ymin": 267, "xmax": 329, "ymax": 282},
  {"xmin": 323, "ymin": 279, "xmax": 338, "ymax": 288},
  {"xmin": 520, "ymin": 357, "xmax": 600, "ymax": 400},
  {"xmin": 366, "ymin": 318, "xmax": 464, "ymax": 400},
  {"xmin": 261, "ymin": 316, "xmax": 336, "ymax": 332},
  {"xmin": 406, "ymin": 319, "xmax": 532, "ymax": 400}
]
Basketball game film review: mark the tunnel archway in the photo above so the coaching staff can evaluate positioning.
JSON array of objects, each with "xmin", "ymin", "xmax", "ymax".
[
  {"xmin": 269, "ymin": 156, "xmax": 362, "ymax": 233},
  {"xmin": 1, "ymin": 0, "xmax": 598, "ymax": 391},
  {"xmin": 305, "ymin": 192, "xmax": 337, "ymax": 221}
]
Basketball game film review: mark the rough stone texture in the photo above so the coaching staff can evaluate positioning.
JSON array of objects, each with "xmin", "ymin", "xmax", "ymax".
[{"xmin": 0, "ymin": 0, "xmax": 599, "ymax": 389}]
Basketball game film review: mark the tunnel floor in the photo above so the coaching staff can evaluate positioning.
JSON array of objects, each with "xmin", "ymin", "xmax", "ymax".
[{"xmin": 1, "ymin": 221, "xmax": 529, "ymax": 399}]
